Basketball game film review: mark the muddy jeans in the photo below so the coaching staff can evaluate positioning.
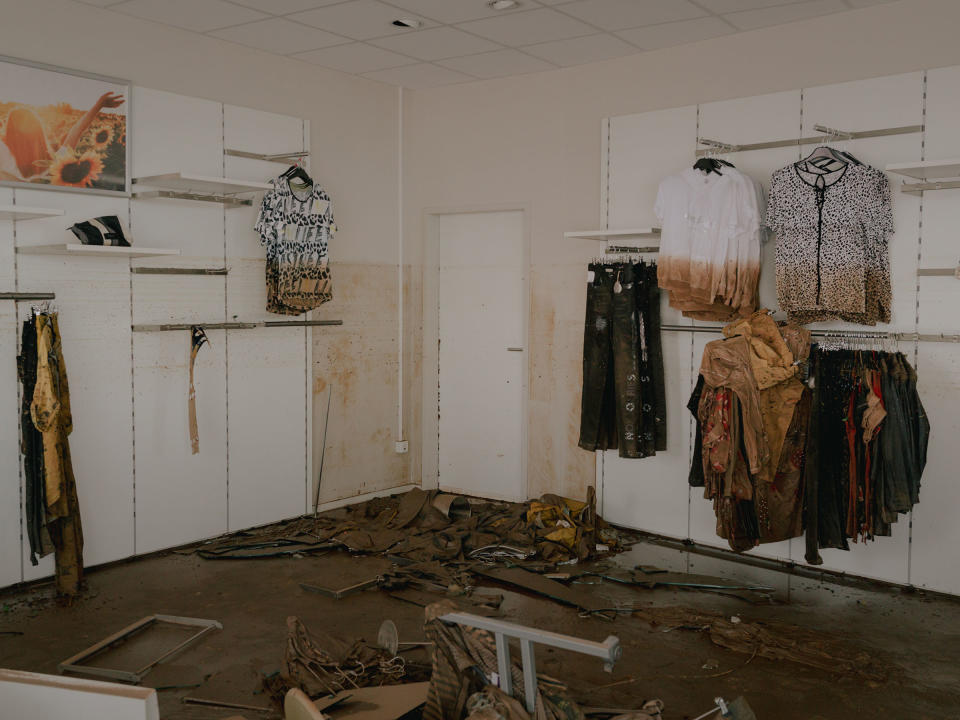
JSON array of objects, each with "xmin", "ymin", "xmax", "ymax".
[{"xmin": 579, "ymin": 268, "xmax": 617, "ymax": 452}]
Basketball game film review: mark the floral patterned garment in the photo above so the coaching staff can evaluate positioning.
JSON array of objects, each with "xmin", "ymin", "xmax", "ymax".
[{"xmin": 767, "ymin": 161, "xmax": 893, "ymax": 325}]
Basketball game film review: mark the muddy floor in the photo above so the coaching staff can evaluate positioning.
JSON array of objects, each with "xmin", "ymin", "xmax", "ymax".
[{"xmin": 1, "ymin": 540, "xmax": 958, "ymax": 720}]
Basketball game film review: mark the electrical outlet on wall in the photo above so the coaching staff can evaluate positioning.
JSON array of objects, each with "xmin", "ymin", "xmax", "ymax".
[{"xmin": 395, "ymin": 440, "xmax": 409, "ymax": 454}]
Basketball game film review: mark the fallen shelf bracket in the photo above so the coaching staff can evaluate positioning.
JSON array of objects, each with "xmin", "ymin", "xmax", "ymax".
[{"xmin": 132, "ymin": 320, "xmax": 343, "ymax": 332}]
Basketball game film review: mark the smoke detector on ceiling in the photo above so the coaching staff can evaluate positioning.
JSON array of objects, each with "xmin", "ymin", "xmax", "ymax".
[{"xmin": 488, "ymin": 0, "xmax": 520, "ymax": 9}]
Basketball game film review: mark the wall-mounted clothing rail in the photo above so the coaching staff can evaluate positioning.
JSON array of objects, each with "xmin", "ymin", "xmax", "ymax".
[
  {"xmin": 662, "ymin": 323, "xmax": 960, "ymax": 343},
  {"xmin": 132, "ymin": 319, "xmax": 343, "ymax": 332},
  {"xmin": 224, "ymin": 149, "xmax": 309, "ymax": 163},
  {"xmin": 605, "ymin": 245, "xmax": 659, "ymax": 254},
  {"xmin": 696, "ymin": 123, "xmax": 922, "ymax": 157},
  {"xmin": 131, "ymin": 267, "xmax": 229, "ymax": 276},
  {"xmin": 0, "ymin": 292, "xmax": 55, "ymax": 301}
]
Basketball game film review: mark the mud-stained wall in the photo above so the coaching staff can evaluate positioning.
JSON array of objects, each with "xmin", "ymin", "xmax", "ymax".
[{"xmin": 528, "ymin": 265, "xmax": 596, "ymax": 500}]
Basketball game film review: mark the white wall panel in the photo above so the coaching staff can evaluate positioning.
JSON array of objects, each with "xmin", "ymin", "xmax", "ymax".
[
  {"xmin": 227, "ymin": 329, "xmax": 308, "ymax": 529},
  {"xmin": 15, "ymin": 189, "xmax": 135, "ymax": 575},
  {"xmin": 133, "ymin": 331, "xmax": 227, "ymax": 553},
  {"xmin": 0, "ymin": 301, "xmax": 22, "ymax": 587},
  {"xmin": 601, "ymin": 331, "xmax": 692, "ymax": 537},
  {"xmin": 222, "ymin": 105, "xmax": 310, "ymax": 529}
]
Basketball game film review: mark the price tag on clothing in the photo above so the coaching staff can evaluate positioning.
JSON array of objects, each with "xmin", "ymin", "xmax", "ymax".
[{"xmin": 587, "ymin": 270, "xmax": 595, "ymax": 283}]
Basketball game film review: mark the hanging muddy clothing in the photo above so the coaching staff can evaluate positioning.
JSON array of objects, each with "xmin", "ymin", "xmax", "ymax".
[
  {"xmin": 18, "ymin": 316, "xmax": 50, "ymax": 565},
  {"xmin": 28, "ymin": 313, "xmax": 83, "ymax": 596},
  {"xmin": 579, "ymin": 260, "xmax": 666, "ymax": 457},
  {"xmin": 189, "ymin": 326, "xmax": 209, "ymax": 455},
  {"xmin": 803, "ymin": 347, "xmax": 929, "ymax": 565}
]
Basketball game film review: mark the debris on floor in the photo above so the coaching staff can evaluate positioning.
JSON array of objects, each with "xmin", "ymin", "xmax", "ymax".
[
  {"xmin": 632, "ymin": 605, "xmax": 889, "ymax": 683},
  {"xmin": 312, "ymin": 682, "xmax": 430, "ymax": 719}
]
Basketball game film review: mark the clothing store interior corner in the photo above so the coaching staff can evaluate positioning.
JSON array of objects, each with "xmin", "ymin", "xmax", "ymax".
[{"xmin": 2, "ymin": 1, "xmax": 960, "ymax": 719}]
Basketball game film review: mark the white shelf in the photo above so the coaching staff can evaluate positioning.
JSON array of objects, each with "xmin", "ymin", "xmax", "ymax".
[
  {"xmin": 564, "ymin": 227, "xmax": 661, "ymax": 241},
  {"xmin": 17, "ymin": 244, "xmax": 181, "ymax": 258},
  {"xmin": 132, "ymin": 173, "xmax": 272, "ymax": 194},
  {"xmin": 886, "ymin": 159, "xmax": 960, "ymax": 180},
  {"xmin": 0, "ymin": 205, "xmax": 65, "ymax": 222}
]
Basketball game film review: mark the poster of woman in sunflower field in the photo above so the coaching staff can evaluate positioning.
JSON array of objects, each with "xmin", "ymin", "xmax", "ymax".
[{"xmin": 0, "ymin": 57, "xmax": 129, "ymax": 194}]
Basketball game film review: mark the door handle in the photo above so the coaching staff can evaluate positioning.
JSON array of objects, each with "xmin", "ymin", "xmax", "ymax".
[{"xmin": 507, "ymin": 347, "xmax": 524, "ymax": 352}]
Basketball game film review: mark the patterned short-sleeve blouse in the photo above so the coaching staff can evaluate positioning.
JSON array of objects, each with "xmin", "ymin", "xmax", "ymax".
[
  {"xmin": 255, "ymin": 177, "xmax": 337, "ymax": 315},
  {"xmin": 767, "ymin": 161, "xmax": 892, "ymax": 325}
]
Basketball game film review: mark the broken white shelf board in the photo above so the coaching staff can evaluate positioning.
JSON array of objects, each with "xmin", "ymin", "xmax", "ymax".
[
  {"xmin": 564, "ymin": 228, "xmax": 661, "ymax": 241},
  {"xmin": 17, "ymin": 244, "xmax": 180, "ymax": 258},
  {"xmin": 132, "ymin": 172, "xmax": 271, "ymax": 195},
  {"xmin": 0, "ymin": 669, "xmax": 159, "ymax": 720},
  {"xmin": 0, "ymin": 204, "xmax": 65, "ymax": 221},
  {"xmin": 886, "ymin": 159, "xmax": 960, "ymax": 180}
]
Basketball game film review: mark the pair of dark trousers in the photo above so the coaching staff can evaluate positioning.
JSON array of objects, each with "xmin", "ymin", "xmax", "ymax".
[
  {"xmin": 637, "ymin": 262, "xmax": 667, "ymax": 452},
  {"xmin": 18, "ymin": 317, "xmax": 46, "ymax": 565},
  {"xmin": 578, "ymin": 267, "xmax": 644, "ymax": 457}
]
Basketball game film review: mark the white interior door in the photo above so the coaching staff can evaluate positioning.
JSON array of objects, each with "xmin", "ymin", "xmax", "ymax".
[{"xmin": 438, "ymin": 210, "xmax": 526, "ymax": 501}]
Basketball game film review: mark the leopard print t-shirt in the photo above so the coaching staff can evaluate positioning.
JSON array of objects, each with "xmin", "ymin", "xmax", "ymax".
[{"xmin": 767, "ymin": 161, "xmax": 893, "ymax": 326}]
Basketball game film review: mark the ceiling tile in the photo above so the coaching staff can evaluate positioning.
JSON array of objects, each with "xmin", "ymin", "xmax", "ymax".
[
  {"xmin": 439, "ymin": 48, "xmax": 556, "ymax": 79},
  {"xmin": 691, "ymin": 0, "xmax": 797, "ymax": 13},
  {"xmin": 723, "ymin": 0, "xmax": 849, "ymax": 31},
  {"xmin": 457, "ymin": 8, "xmax": 596, "ymax": 46},
  {"xmin": 382, "ymin": 0, "xmax": 528, "ymax": 24},
  {"xmin": 555, "ymin": 0, "xmax": 706, "ymax": 31},
  {"xmin": 363, "ymin": 62, "xmax": 475, "ymax": 88},
  {"xmin": 523, "ymin": 32, "xmax": 637, "ymax": 66},
  {"xmin": 226, "ymin": 0, "xmax": 346, "ymax": 14},
  {"xmin": 293, "ymin": 41, "xmax": 416, "ymax": 72},
  {"xmin": 288, "ymin": 0, "xmax": 436, "ymax": 40},
  {"xmin": 845, "ymin": 0, "xmax": 895, "ymax": 6},
  {"xmin": 370, "ymin": 26, "xmax": 502, "ymax": 61},
  {"xmin": 76, "ymin": 0, "xmax": 126, "ymax": 6},
  {"xmin": 616, "ymin": 15, "xmax": 733, "ymax": 50},
  {"xmin": 111, "ymin": 0, "xmax": 268, "ymax": 32},
  {"xmin": 210, "ymin": 17, "xmax": 349, "ymax": 54}
]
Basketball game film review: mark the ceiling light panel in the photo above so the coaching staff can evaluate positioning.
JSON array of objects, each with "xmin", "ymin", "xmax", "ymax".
[
  {"xmin": 457, "ymin": 8, "xmax": 596, "ymax": 46},
  {"xmin": 111, "ymin": 0, "xmax": 268, "ymax": 32},
  {"xmin": 363, "ymin": 62, "xmax": 476, "ymax": 88},
  {"xmin": 556, "ymin": 0, "xmax": 707, "ymax": 32},
  {"xmin": 371, "ymin": 26, "xmax": 502, "ymax": 61},
  {"xmin": 615, "ymin": 16, "xmax": 733, "ymax": 50},
  {"xmin": 523, "ymin": 33, "xmax": 637, "ymax": 67},
  {"xmin": 288, "ymin": 0, "xmax": 435, "ymax": 40},
  {"xmin": 383, "ymin": 0, "xmax": 527, "ymax": 24},
  {"xmin": 225, "ymin": 0, "xmax": 346, "ymax": 14},
  {"xmin": 723, "ymin": 0, "xmax": 846, "ymax": 31},
  {"xmin": 439, "ymin": 48, "xmax": 555, "ymax": 79},
  {"xmin": 210, "ymin": 17, "xmax": 349, "ymax": 54},
  {"xmin": 293, "ymin": 41, "xmax": 416, "ymax": 72}
]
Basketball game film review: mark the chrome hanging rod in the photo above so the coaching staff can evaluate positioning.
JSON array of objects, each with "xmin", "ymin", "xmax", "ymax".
[
  {"xmin": 0, "ymin": 292, "xmax": 55, "ymax": 301},
  {"xmin": 605, "ymin": 245, "xmax": 659, "ymax": 254},
  {"xmin": 131, "ymin": 267, "xmax": 229, "ymax": 276},
  {"xmin": 132, "ymin": 319, "xmax": 343, "ymax": 332},
  {"xmin": 662, "ymin": 323, "xmax": 959, "ymax": 343},
  {"xmin": 695, "ymin": 123, "xmax": 922, "ymax": 157},
  {"xmin": 131, "ymin": 190, "xmax": 252, "ymax": 207}
]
